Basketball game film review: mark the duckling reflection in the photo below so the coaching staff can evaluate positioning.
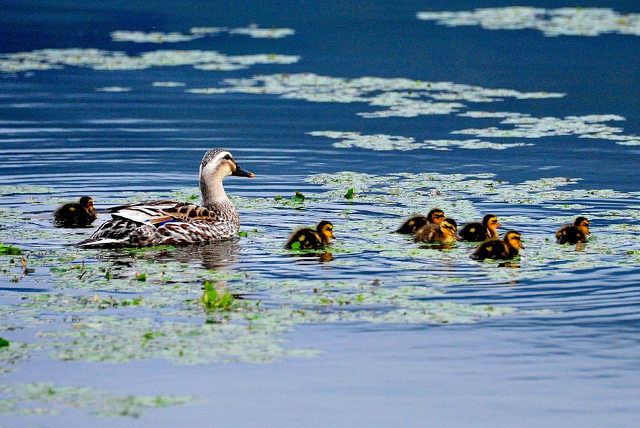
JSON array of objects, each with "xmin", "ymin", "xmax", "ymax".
[
  {"xmin": 397, "ymin": 208, "xmax": 445, "ymax": 234},
  {"xmin": 54, "ymin": 196, "xmax": 97, "ymax": 228},
  {"xmin": 98, "ymin": 240, "xmax": 241, "ymax": 272}
]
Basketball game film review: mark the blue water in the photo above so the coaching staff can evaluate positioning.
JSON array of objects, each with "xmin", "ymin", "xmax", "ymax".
[{"xmin": 1, "ymin": 1, "xmax": 640, "ymax": 426}]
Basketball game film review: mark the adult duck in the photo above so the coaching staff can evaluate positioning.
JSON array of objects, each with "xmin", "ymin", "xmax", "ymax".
[{"xmin": 79, "ymin": 149, "xmax": 254, "ymax": 247}]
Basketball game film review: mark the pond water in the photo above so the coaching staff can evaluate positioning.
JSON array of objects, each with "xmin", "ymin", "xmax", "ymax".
[{"xmin": 1, "ymin": 0, "xmax": 640, "ymax": 426}]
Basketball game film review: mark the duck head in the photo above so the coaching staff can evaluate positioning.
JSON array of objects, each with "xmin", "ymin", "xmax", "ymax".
[
  {"xmin": 80, "ymin": 196, "xmax": 95, "ymax": 215},
  {"xmin": 428, "ymin": 208, "xmax": 446, "ymax": 225},
  {"xmin": 199, "ymin": 149, "xmax": 254, "ymax": 205},
  {"xmin": 316, "ymin": 221, "xmax": 335, "ymax": 245},
  {"xmin": 483, "ymin": 214, "xmax": 501, "ymax": 231},
  {"xmin": 441, "ymin": 218, "xmax": 460, "ymax": 240},
  {"xmin": 574, "ymin": 216, "xmax": 591, "ymax": 236},
  {"xmin": 504, "ymin": 230, "xmax": 524, "ymax": 250}
]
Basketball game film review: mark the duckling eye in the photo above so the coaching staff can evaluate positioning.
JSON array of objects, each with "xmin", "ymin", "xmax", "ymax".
[
  {"xmin": 224, "ymin": 154, "xmax": 233, "ymax": 161},
  {"xmin": 511, "ymin": 236, "xmax": 521, "ymax": 241},
  {"xmin": 433, "ymin": 213, "xmax": 445, "ymax": 219}
]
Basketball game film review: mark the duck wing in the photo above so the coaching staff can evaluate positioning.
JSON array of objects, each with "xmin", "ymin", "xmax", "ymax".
[
  {"xmin": 397, "ymin": 216, "xmax": 428, "ymax": 234},
  {"xmin": 555, "ymin": 224, "xmax": 586, "ymax": 244},
  {"xmin": 414, "ymin": 223, "xmax": 440, "ymax": 243},
  {"xmin": 460, "ymin": 222, "xmax": 486, "ymax": 241},
  {"xmin": 105, "ymin": 201, "xmax": 222, "ymax": 225},
  {"xmin": 79, "ymin": 201, "xmax": 233, "ymax": 247}
]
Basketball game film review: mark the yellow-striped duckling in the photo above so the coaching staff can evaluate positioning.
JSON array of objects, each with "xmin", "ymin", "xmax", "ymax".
[
  {"xmin": 54, "ymin": 196, "xmax": 97, "ymax": 228},
  {"xmin": 556, "ymin": 217, "xmax": 590, "ymax": 245},
  {"xmin": 397, "ymin": 208, "xmax": 445, "ymax": 234},
  {"xmin": 460, "ymin": 214, "xmax": 502, "ymax": 241},
  {"xmin": 470, "ymin": 230, "xmax": 524, "ymax": 261},
  {"xmin": 285, "ymin": 221, "xmax": 335, "ymax": 250},
  {"xmin": 414, "ymin": 218, "xmax": 460, "ymax": 244}
]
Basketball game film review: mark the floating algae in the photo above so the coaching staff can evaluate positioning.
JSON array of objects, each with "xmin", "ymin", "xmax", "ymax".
[
  {"xmin": 0, "ymin": 382, "xmax": 195, "ymax": 418},
  {"xmin": 417, "ymin": 7, "xmax": 640, "ymax": 38}
]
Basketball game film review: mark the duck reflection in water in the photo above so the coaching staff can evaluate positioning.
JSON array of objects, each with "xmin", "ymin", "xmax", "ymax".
[{"xmin": 98, "ymin": 240, "xmax": 241, "ymax": 275}]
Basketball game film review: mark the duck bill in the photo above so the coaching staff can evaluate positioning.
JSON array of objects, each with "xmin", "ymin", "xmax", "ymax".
[
  {"xmin": 519, "ymin": 242, "xmax": 526, "ymax": 249},
  {"xmin": 233, "ymin": 164, "xmax": 255, "ymax": 178},
  {"xmin": 455, "ymin": 233, "xmax": 462, "ymax": 240}
]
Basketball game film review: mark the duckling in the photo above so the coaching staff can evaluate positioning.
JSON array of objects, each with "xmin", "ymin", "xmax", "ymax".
[
  {"xmin": 285, "ymin": 221, "xmax": 335, "ymax": 250},
  {"xmin": 414, "ymin": 218, "xmax": 459, "ymax": 244},
  {"xmin": 459, "ymin": 214, "xmax": 501, "ymax": 241},
  {"xmin": 397, "ymin": 208, "xmax": 445, "ymax": 234},
  {"xmin": 78, "ymin": 149, "xmax": 254, "ymax": 247},
  {"xmin": 54, "ymin": 196, "xmax": 97, "ymax": 228},
  {"xmin": 470, "ymin": 230, "xmax": 524, "ymax": 260},
  {"xmin": 556, "ymin": 217, "xmax": 590, "ymax": 245}
]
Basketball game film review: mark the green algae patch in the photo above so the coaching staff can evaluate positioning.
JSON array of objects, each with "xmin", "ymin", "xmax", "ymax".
[
  {"xmin": 0, "ymin": 245, "xmax": 22, "ymax": 255},
  {"xmin": 0, "ymin": 382, "xmax": 195, "ymax": 418}
]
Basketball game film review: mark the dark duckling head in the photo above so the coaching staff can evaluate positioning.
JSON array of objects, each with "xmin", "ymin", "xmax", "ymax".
[
  {"xmin": 316, "ymin": 220, "xmax": 336, "ymax": 245},
  {"xmin": 427, "ymin": 209, "xmax": 446, "ymax": 225}
]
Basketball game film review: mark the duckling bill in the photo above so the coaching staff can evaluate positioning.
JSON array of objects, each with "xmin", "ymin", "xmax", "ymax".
[
  {"xmin": 556, "ymin": 216, "xmax": 590, "ymax": 244},
  {"xmin": 470, "ymin": 230, "xmax": 524, "ymax": 261},
  {"xmin": 460, "ymin": 214, "xmax": 501, "ymax": 241},
  {"xmin": 286, "ymin": 221, "xmax": 335, "ymax": 250},
  {"xmin": 397, "ymin": 208, "xmax": 445, "ymax": 234},
  {"xmin": 54, "ymin": 196, "xmax": 97, "ymax": 228}
]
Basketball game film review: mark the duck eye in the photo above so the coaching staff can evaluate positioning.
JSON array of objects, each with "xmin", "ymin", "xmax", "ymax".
[{"xmin": 224, "ymin": 154, "xmax": 233, "ymax": 160}]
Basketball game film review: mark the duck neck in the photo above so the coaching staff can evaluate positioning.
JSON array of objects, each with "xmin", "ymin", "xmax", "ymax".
[{"xmin": 200, "ymin": 172, "xmax": 229, "ymax": 209}]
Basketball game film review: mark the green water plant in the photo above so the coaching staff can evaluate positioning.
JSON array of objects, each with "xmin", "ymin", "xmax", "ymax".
[
  {"xmin": 0, "ymin": 244, "xmax": 22, "ymax": 255},
  {"xmin": 200, "ymin": 281, "xmax": 237, "ymax": 311}
]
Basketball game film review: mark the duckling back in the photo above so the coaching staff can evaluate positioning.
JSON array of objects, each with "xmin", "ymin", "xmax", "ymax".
[
  {"xmin": 470, "ymin": 230, "xmax": 522, "ymax": 260},
  {"xmin": 413, "ymin": 223, "xmax": 440, "ymax": 242},
  {"xmin": 459, "ymin": 222, "xmax": 486, "ymax": 241},
  {"xmin": 470, "ymin": 239, "xmax": 510, "ymax": 260},
  {"xmin": 414, "ymin": 218, "xmax": 458, "ymax": 244},
  {"xmin": 555, "ymin": 225, "xmax": 587, "ymax": 245},
  {"xmin": 285, "ymin": 228, "xmax": 323, "ymax": 249},
  {"xmin": 397, "ymin": 215, "xmax": 428, "ymax": 234}
]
